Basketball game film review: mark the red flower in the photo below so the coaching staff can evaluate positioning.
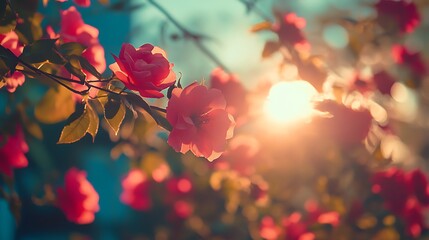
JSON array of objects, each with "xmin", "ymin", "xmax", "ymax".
[
  {"xmin": 60, "ymin": 7, "xmax": 106, "ymax": 97},
  {"xmin": 409, "ymin": 170, "xmax": 429, "ymax": 206},
  {"xmin": 0, "ymin": 125, "xmax": 28, "ymax": 176},
  {"xmin": 375, "ymin": 0, "xmax": 420, "ymax": 33},
  {"xmin": 109, "ymin": 43, "xmax": 176, "ymax": 98},
  {"xmin": 314, "ymin": 100, "xmax": 372, "ymax": 147},
  {"xmin": 56, "ymin": 168, "xmax": 99, "ymax": 224},
  {"xmin": 0, "ymin": 31, "xmax": 25, "ymax": 92},
  {"xmin": 166, "ymin": 83, "xmax": 235, "ymax": 161},
  {"xmin": 273, "ymin": 12, "xmax": 309, "ymax": 50},
  {"xmin": 120, "ymin": 169, "xmax": 151, "ymax": 211},
  {"xmin": 392, "ymin": 45, "xmax": 426, "ymax": 77},
  {"xmin": 210, "ymin": 68, "xmax": 248, "ymax": 123}
]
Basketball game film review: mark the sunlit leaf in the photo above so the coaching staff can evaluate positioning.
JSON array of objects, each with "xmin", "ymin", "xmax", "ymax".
[
  {"xmin": 250, "ymin": 21, "xmax": 272, "ymax": 32},
  {"xmin": 262, "ymin": 41, "xmax": 281, "ymax": 58},
  {"xmin": 98, "ymin": 0, "xmax": 109, "ymax": 5},
  {"xmin": 57, "ymin": 105, "xmax": 90, "ymax": 144},
  {"xmin": 86, "ymin": 103, "xmax": 99, "ymax": 142},
  {"xmin": 35, "ymin": 86, "xmax": 76, "ymax": 124},
  {"xmin": 104, "ymin": 96, "xmax": 125, "ymax": 135}
]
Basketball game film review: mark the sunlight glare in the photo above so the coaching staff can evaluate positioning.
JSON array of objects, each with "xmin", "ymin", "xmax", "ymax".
[{"xmin": 264, "ymin": 81, "xmax": 317, "ymax": 123}]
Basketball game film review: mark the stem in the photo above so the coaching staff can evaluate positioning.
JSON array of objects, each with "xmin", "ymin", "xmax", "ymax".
[
  {"xmin": 150, "ymin": 105, "xmax": 167, "ymax": 113},
  {"xmin": 147, "ymin": 0, "xmax": 231, "ymax": 73},
  {"xmin": 17, "ymin": 58, "xmax": 89, "ymax": 94},
  {"xmin": 237, "ymin": 0, "xmax": 272, "ymax": 21}
]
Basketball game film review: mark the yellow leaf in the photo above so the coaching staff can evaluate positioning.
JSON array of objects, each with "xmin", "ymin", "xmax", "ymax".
[
  {"xmin": 86, "ymin": 103, "xmax": 99, "ymax": 142},
  {"xmin": 57, "ymin": 106, "xmax": 90, "ymax": 144},
  {"xmin": 35, "ymin": 86, "xmax": 75, "ymax": 124},
  {"xmin": 98, "ymin": 0, "xmax": 109, "ymax": 5},
  {"xmin": 103, "ymin": 97, "xmax": 126, "ymax": 135},
  {"xmin": 250, "ymin": 21, "xmax": 272, "ymax": 32}
]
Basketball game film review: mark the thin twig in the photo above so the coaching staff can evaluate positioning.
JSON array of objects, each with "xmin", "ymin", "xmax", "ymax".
[
  {"xmin": 150, "ymin": 105, "xmax": 167, "ymax": 113},
  {"xmin": 147, "ymin": 0, "xmax": 231, "ymax": 73},
  {"xmin": 237, "ymin": 0, "xmax": 272, "ymax": 22}
]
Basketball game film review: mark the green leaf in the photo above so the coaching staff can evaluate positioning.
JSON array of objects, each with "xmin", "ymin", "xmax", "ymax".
[
  {"xmin": 0, "ymin": 0, "xmax": 6, "ymax": 19},
  {"xmin": 86, "ymin": 103, "xmax": 99, "ymax": 142},
  {"xmin": 123, "ymin": 93, "xmax": 152, "ymax": 115},
  {"xmin": 0, "ymin": 44, "xmax": 19, "ymax": 76},
  {"xmin": 104, "ymin": 96, "xmax": 125, "ymax": 135},
  {"xmin": 150, "ymin": 109, "xmax": 172, "ymax": 131},
  {"xmin": 57, "ymin": 105, "xmax": 91, "ymax": 144},
  {"xmin": 20, "ymin": 38, "xmax": 63, "ymax": 64},
  {"xmin": 77, "ymin": 55, "xmax": 102, "ymax": 79},
  {"xmin": 0, "ymin": 5, "xmax": 16, "ymax": 34},
  {"xmin": 15, "ymin": 13, "xmax": 44, "ymax": 44},
  {"xmin": 64, "ymin": 55, "xmax": 86, "ymax": 83},
  {"xmin": 59, "ymin": 42, "xmax": 87, "ymax": 57},
  {"xmin": 35, "ymin": 86, "xmax": 76, "ymax": 124}
]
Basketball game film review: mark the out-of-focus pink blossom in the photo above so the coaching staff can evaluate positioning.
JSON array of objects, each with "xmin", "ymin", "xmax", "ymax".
[
  {"xmin": 60, "ymin": 7, "xmax": 106, "ymax": 98},
  {"xmin": 392, "ymin": 45, "xmax": 426, "ymax": 77},
  {"xmin": 0, "ymin": 125, "xmax": 28, "ymax": 176},
  {"xmin": 214, "ymin": 135, "xmax": 259, "ymax": 176},
  {"xmin": 56, "ymin": 168, "xmax": 99, "ymax": 224},
  {"xmin": 259, "ymin": 216, "xmax": 281, "ymax": 240},
  {"xmin": 375, "ymin": 0, "xmax": 420, "ymax": 33},
  {"xmin": 273, "ymin": 12, "xmax": 309, "ymax": 50},
  {"xmin": 166, "ymin": 83, "xmax": 235, "ymax": 161},
  {"xmin": 0, "ymin": 31, "xmax": 25, "ymax": 92},
  {"xmin": 371, "ymin": 168, "xmax": 429, "ymax": 238},
  {"xmin": 372, "ymin": 71, "xmax": 396, "ymax": 96},
  {"xmin": 74, "ymin": 0, "xmax": 90, "ymax": 7},
  {"xmin": 120, "ymin": 169, "xmax": 152, "ymax": 211},
  {"xmin": 109, "ymin": 43, "xmax": 176, "ymax": 98},
  {"xmin": 210, "ymin": 68, "xmax": 248, "ymax": 124}
]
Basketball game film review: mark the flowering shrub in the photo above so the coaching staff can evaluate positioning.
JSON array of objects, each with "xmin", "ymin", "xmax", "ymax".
[{"xmin": 1, "ymin": 0, "xmax": 429, "ymax": 239}]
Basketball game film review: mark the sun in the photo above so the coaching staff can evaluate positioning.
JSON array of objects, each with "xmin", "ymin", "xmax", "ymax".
[{"xmin": 264, "ymin": 80, "xmax": 318, "ymax": 123}]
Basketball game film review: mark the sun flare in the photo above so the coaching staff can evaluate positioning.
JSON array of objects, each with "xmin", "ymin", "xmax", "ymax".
[{"xmin": 264, "ymin": 81, "xmax": 318, "ymax": 123}]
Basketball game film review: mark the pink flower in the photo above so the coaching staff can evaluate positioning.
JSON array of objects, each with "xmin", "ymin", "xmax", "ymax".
[
  {"xmin": 273, "ymin": 12, "xmax": 309, "ymax": 50},
  {"xmin": 74, "ymin": 0, "xmax": 90, "ymax": 7},
  {"xmin": 60, "ymin": 7, "xmax": 106, "ymax": 97},
  {"xmin": 166, "ymin": 83, "xmax": 235, "ymax": 161},
  {"xmin": 0, "ymin": 125, "xmax": 28, "ymax": 176},
  {"xmin": 0, "ymin": 31, "xmax": 25, "ymax": 93},
  {"xmin": 375, "ymin": 0, "xmax": 420, "ymax": 33},
  {"xmin": 56, "ymin": 168, "xmax": 99, "ymax": 224},
  {"xmin": 109, "ymin": 43, "xmax": 176, "ymax": 98},
  {"xmin": 210, "ymin": 68, "xmax": 248, "ymax": 122},
  {"xmin": 166, "ymin": 176, "xmax": 192, "ymax": 198},
  {"xmin": 120, "ymin": 169, "xmax": 152, "ymax": 211},
  {"xmin": 392, "ymin": 45, "xmax": 426, "ymax": 77}
]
